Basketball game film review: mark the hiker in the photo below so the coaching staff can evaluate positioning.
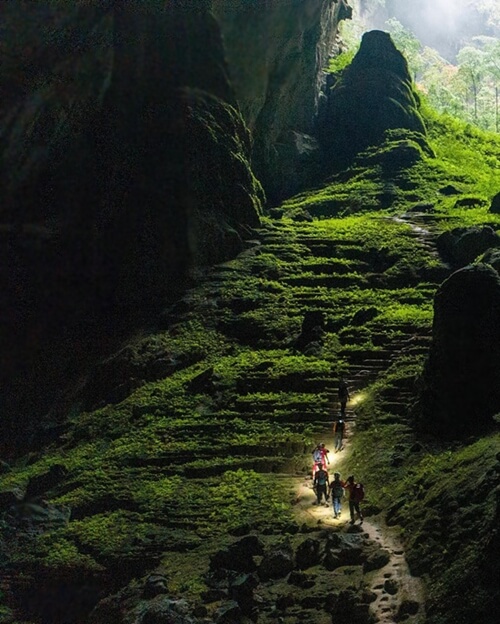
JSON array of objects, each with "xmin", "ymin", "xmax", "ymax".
[
  {"xmin": 312, "ymin": 443, "xmax": 329, "ymax": 471},
  {"xmin": 338, "ymin": 378, "xmax": 350, "ymax": 416},
  {"xmin": 329, "ymin": 472, "xmax": 345, "ymax": 519},
  {"xmin": 319, "ymin": 442, "xmax": 330, "ymax": 466},
  {"xmin": 313, "ymin": 463, "xmax": 329, "ymax": 505},
  {"xmin": 333, "ymin": 417, "xmax": 345, "ymax": 452},
  {"xmin": 345, "ymin": 475, "xmax": 364, "ymax": 524}
]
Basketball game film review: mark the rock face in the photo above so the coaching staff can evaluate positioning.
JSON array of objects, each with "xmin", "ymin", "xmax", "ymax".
[
  {"xmin": 1, "ymin": 2, "xmax": 263, "ymax": 310},
  {"xmin": 214, "ymin": 0, "xmax": 352, "ymax": 201},
  {"xmin": 420, "ymin": 264, "xmax": 500, "ymax": 436},
  {"xmin": 318, "ymin": 29, "xmax": 427, "ymax": 168},
  {"xmin": 5, "ymin": 0, "xmax": 349, "ymax": 438},
  {"xmin": 436, "ymin": 226, "xmax": 500, "ymax": 267}
]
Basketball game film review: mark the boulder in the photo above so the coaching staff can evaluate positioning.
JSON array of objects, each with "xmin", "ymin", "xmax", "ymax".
[
  {"xmin": 323, "ymin": 534, "xmax": 367, "ymax": 570},
  {"xmin": 363, "ymin": 548, "xmax": 391, "ymax": 572},
  {"xmin": 287, "ymin": 570, "xmax": 315, "ymax": 588},
  {"xmin": 143, "ymin": 574, "xmax": 169, "ymax": 599},
  {"xmin": 257, "ymin": 543, "xmax": 294, "ymax": 580},
  {"xmin": 140, "ymin": 598, "xmax": 196, "ymax": 624},
  {"xmin": 209, "ymin": 535, "xmax": 264, "ymax": 574},
  {"xmin": 318, "ymin": 30, "xmax": 428, "ymax": 169},
  {"xmin": 436, "ymin": 226, "xmax": 500, "ymax": 266},
  {"xmin": 420, "ymin": 264, "xmax": 500, "ymax": 436},
  {"xmin": 295, "ymin": 537, "xmax": 322, "ymax": 570},
  {"xmin": 489, "ymin": 191, "xmax": 500, "ymax": 214},
  {"xmin": 0, "ymin": 487, "xmax": 24, "ymax": 511},
  {"xmin": 25, "ymin": 464, "xmax": 67, "ymax": 499},
  {"xmin": 480, "ymin": 247, "xmax": 500, "ymax": 274},
  {"xmin": 214, "ymin": 601, "xmax": 241, "ymax": 623},
  {"xmin": 454, "ymin": 196, "xmax": 485, "ymax": 209},
  {"xmin": 439, "ymin": 184, "xmax": 462, "ymax": 196},
  {"xmin": 229, "ymin": 573, "xmax": 258, "ymax": 615},
  {"xmin": 294, "ymin": 310, "xmax": 326, "ymax": 353}
]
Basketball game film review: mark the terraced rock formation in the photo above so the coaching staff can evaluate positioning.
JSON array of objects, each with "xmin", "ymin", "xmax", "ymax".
[{"xmin": 0, "ymin": 205, "xmax": 449, "ymax": 624}]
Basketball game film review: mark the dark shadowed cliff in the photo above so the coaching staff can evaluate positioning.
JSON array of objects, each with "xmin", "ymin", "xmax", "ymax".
[{"xmin": 0, "ymin": 0, "xmax": 350, "ymax": 440}]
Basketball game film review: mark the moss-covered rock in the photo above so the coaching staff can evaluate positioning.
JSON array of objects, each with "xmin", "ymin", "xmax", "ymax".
[
  {"xmin": 319, "ymin": 30, "xmax": 428, "ymax": 169},
  {"xmin": 420, "ymin": 264, "xmax": 500, "ymax": 437}
]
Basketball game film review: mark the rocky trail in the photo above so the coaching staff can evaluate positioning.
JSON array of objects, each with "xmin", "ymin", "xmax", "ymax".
[
  {"xmin": 0, "ymin": 211, "xmax": 446, "ymax": 624},
  {"xmin": 272, "ymin": 211, "xmax": 443, "ymax": 623},
  {"xmin": 291, "ymin": 417, "xmax": 426, "ymax": 624}
]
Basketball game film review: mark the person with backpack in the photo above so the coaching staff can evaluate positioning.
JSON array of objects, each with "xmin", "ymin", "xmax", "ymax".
[
  {"xmin": 311, "ymin": 442, "xmax": 330, "ymax": 474},
  {"xmin": 313, "ymin": 463, "xmax": 329, "ymax": 505},
  {"xmin": 345, "ymin": 475, "xmax": 364, "ymax": 524},
  {"xmin": 319, "ymin": 442, "xmax": 330, "ymax": 466},
  {"xmin": 329, "ymin": 472, "xmax": 346, "ymax": 518},
  {"xmin": 333, "ymin": 417, "xmax": 346, "ymax": 452}
]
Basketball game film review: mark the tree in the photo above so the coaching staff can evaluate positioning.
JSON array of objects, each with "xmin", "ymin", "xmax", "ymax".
[
  {"xmin": 457, "ymin": 46, "xmax": 487, "ymax": 122},
  {"xmin": 384, "ymin": 17, "xmax": 422, "ymax": 80},
  {"xmin": 483, "ymin": 38, "xmax": 500, "ymax": 131}
]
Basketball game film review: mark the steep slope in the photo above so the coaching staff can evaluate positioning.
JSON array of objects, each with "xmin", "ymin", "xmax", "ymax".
[
  {"xmin": 1, "ymin": 110, "xmax": 499, "ymax": 623},
  {"xmin": 1, "ymin": 0, "xmax": 351, "ymax": 452}
]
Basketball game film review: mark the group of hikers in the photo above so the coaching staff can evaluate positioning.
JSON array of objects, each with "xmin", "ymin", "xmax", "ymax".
[
  {"xmin": 311, "ymin": 460, "xmax": 364, "ymax": 524},
  {"xmin": 309, "ymin": 379, "xmax": 365, "ymax": 525}
]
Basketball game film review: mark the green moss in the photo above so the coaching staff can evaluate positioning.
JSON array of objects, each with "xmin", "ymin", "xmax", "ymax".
[{"xmin": 3, "ymin": 99, "xmax": 500, "ymax": 622}]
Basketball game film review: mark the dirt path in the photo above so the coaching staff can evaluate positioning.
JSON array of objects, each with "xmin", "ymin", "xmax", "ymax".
[{"xmin": 290, "ymin": 420, "xmax": 426, "ymax": 623}]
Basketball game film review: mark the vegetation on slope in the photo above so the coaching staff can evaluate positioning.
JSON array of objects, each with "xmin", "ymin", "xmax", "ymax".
[{"xmin": 0, "ymin": 96, "xmax": 499, "ymax": 624}]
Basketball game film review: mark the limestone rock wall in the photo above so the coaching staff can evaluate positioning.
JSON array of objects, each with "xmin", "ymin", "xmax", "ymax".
[
  {"xmin": 214, "ymin": 0, "xmax": 352, "ymax": 201},
  {"xmin": 0, "ymin": 0, "xmax": 345, "ymax": 442}
]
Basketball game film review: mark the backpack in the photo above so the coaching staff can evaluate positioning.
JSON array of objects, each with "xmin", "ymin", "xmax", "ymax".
[
  {"xmin": 336, "ymin": 420, "xmax": 345, "ymax": 433},
  {"xmin": 316, "ymin": 470, "xmax": 327, "ymax": 486},
  {"xmin": 312, "ymin": 449, "xmax": 322, "ymax": 462},
  {"xmin": 353, "ymin": 483, "xmax": 365, "ymax": 502},
  {"xmin": 331, "ymin": 482, "xmax": 344, "ymax": 498}
]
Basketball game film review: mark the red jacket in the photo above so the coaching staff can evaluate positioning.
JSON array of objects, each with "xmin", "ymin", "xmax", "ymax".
[{"xmin": 345, "ymin": 481, "xmax": 364, "ymax": 502}]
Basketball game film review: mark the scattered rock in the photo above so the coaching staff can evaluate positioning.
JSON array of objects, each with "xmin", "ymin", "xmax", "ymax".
[
  {"xmin": 209, "ymin": 535, "xmax": 264, "ymax": 574},
  {"xmin": 295, "ymin": 537, "xmax": 322, "ymax": 569},
  {"xmin": 436, "ymin": 226, "xmax": 500, "ymax": 266},
  {"xmin": 214, "ymin": 600, "xmax": 241, "ymax": 623},
  {"xmin": 143, "ymin": 574, "xmax": 169, "ymax": 599},
  {"xmin": 384, "ymin": 578, "xmax": 399, "ymax": 595},
  {"xmin": 258, "ymin": 543, "xmax": 294, "ymax": 580},
  {"xmin": 25, "ymin": 464, "xmax": 67, "ymax": 499},
  {"xmin": 363, "ymin": 548, "xmax": 391, "ymax": 572},
  {"xmin": 397, "ymin": 599, "xmax": 420, "ymax": 618},
  {"xmin": 489, "ymin": 191, "xmax": 500, "ymax": 213}
]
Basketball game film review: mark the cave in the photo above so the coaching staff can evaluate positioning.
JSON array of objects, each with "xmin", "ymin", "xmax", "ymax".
[{"xmin": 1, "ymin": 2, "xmax": 499, "ymax": 624}]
